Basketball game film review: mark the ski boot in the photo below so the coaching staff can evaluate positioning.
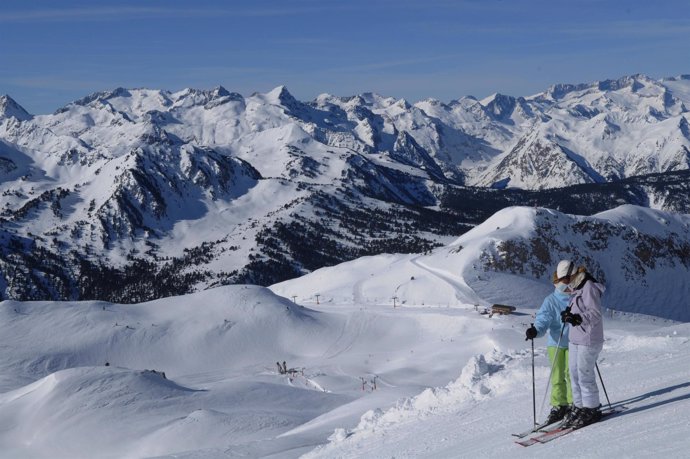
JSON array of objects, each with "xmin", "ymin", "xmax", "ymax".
[
  {"xmin": 560, "ymin": 405, "xmax": 581, "ymax": 428},
  {"xmin": 570, "ymin": 406, "xmax": 602, "ymax": 429},
  {"xmin": 545, "ymin": 405, "xmax": 570, "ymax": 424}
]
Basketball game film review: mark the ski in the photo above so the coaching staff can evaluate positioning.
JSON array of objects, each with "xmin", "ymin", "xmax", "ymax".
[
  {"xmin": 535, "ymin": 406, "xmax": 628, "ymax": 444},
  {"xmin": 515, "ymin": 406, "xmax": 627, "ymax": 447},
  {"xmin": 514, "ymin": 419, "xmax": 569, "ymax": 445},
  {"xmin": 533, "ymin": 426, "xmax": 574, "ymax": 444},
  {"xmin": 512, "ymin": 419, "xmax": 560, "ymax": 439},
  {"xmin": 514, "ymin": 435, "xmax": 543, "ymax": 447}
]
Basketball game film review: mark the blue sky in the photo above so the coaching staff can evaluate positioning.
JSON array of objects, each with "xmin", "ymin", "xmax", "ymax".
[{"xmin": 2, "ymin": 0, "xmax": 690, "ymax": 114}]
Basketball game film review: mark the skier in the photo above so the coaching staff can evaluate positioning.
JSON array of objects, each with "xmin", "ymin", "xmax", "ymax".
[
  {"xmin": 557, "ymin": 261, "xmax": 606, "ymax": 429},
  {"xmin": 525, "ymin": 260, "xmax": 573, "ymax": 424}
]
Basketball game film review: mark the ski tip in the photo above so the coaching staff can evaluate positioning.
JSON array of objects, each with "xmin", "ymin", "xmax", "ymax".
[{"xmin": 515, "ymin": 438, "xmax": 539, "ymax": 447}]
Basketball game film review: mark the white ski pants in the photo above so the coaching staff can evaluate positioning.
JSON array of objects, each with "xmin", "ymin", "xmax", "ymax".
[{"xmin": 568, "ymin": 342, "xmax": 603, "ymax": 409}]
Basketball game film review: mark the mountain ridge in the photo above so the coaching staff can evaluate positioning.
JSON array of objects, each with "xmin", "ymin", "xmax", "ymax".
[{"xmin": 1, "ymin": 74, "xmax": 690, "ymax": 302}]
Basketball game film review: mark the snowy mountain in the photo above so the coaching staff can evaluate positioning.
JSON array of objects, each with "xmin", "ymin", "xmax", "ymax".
[
  {"xmin": 3, "ymin": 75, "xmax": 690, "ymax": 191},
  {"xmin": 1, "ymin": 209, "xmax": 689, "ymax": 457},
  {"xmin": 0, "ymin": 95, "xmax": 32, "ymax": 122},
  {"xmin": 273, "ymin": 205, "xmax": 690, "ymax": 321},
  {"xmin": 473, "ymin": 75, "xmax": 690, "ymax": 189},
  {"xmin": 1, "ymin": 75, "xmax": 690, "ymax": 302}
]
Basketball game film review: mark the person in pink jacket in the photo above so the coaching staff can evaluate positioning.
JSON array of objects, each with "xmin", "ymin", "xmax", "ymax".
[{"xmin": 556, "ymin": 260, "xmax": 606, "ymax": 429}]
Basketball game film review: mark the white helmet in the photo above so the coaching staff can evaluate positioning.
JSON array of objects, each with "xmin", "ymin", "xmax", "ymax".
[{"xmin": 556, "ymin": 260, "xmax": 575, "ymax": 280}]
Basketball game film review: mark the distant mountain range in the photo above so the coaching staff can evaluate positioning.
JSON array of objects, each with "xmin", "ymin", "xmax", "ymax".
[{"xmin": 1, "ymin": 74, "xmax": 690, "ymax": 302}]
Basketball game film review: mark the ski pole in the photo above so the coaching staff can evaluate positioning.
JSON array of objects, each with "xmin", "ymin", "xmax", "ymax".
[
  {"xmin": 595, "ymin": 362, "xmax": 612, "ymax": 410},
  {"xmin": 538, "ymin": 322, "xmax": 567, "ymax": 419},
  {"xmin": 531, "ymin": 327, "xmax": 536, "ymax": 428}
]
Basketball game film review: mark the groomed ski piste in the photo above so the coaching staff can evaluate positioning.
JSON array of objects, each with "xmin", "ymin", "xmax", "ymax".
[{"xmin": 1, "ymin": 205, "xmax": 690, "ymax": 458}]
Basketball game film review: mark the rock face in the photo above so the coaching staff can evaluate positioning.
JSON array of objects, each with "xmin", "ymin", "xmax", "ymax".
[
  {"xmin": 474, "ymin": 205, "xmax": 690, "ymax": 321},
  {"xmin": 1, "ymin": 75, "xmax": 690, "ymax": 302}
]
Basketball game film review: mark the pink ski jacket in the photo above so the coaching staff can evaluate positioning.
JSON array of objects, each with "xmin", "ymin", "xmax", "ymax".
[{"xmin": 568, "ymin": 279, "xmax": 605, "ymax": 346}]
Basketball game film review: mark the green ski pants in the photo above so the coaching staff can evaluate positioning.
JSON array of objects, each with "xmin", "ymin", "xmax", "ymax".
[{"xmin": 548, "ymin": 346, "xmax": 573, "ymax": 407}]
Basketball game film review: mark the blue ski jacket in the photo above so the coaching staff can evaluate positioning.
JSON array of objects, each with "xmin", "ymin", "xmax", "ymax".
[{"xmin": 534, "ymin": 288, "xmax": 570, "ymax": 348}]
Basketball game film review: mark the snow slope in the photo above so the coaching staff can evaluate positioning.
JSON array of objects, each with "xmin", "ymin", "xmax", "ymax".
[
  {"xmin": 304, "ymin": 315, "xmax": 690, "ymax": 459},
  {"xmin": 0, "ymin": 284, "xmax": 502, "ymax": 458},
  {"xmin": 0, "ymin": 286, "xmax": 350, "ymax": 458},
  {"xmin": 1, "ymin": 281, "xmax": 689, "ymax": 458}
]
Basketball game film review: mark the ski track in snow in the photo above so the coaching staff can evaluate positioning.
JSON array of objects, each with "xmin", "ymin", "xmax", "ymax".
[
  {"xmin": 321, "ymin": 312, "xmax": 368, "ymax": 360},
  {"xmin": 409, "ymin": 256, "xmax": 480, "ymax": 305}
]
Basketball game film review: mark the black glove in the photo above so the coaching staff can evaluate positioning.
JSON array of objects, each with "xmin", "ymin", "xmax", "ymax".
[
  {"xmin": 525, "ymin": 325, "xmax": 538, "ymax": 340},
  {"xmin": 561, "ymin": 310, "xmax": 583, "ymax": 326}
]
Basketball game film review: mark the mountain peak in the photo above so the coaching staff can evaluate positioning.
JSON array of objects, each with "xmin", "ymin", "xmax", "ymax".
[
  {"xmin": 543, "ymin": 74, "xmax": 659, "ymax": 101},
  {"xmin": 0, "ymin": 95, "xmax": 32, "ymax": 121},
  {"xmin": 479, "ymin": 93, "xmax": 508, "ymax": 105},
  {"xmin": 543, "ymin": 82, "xmax": 590, "ymax": 100},
  {"xmin": 212, "ymin": 85, "xmax": 230, "ymax": 98},
  {"xmin": 480, "ymin": 93, "xmax": 517, "ymax": 119},
  {"xmin": 175, "ymin": 86, "xmax": 242, "ymax": 108},
  {"xmin": 596, "ymin": 74, "xmax": 653, "ymax": 92},
  {"xmin": 264, "ymin": 86, "xmax": 303, "ymax": 113},
  {"xmin": 396, "ymin": 98, "xmax": 411, "ymax": 109},
  {"xmin": 418, "ymin": 97, "xmax": 443, "ymax": 106},
  {"xmin": 314, "ymin": 93, "xmax": 340, "ymax": 105},
  {"xmin": 72, "ymin": 87, "xmax": 133, "ymax": 107},
  {"xmin": 266, "ymin": 85, "xmax": 295, "ymax": 102}
]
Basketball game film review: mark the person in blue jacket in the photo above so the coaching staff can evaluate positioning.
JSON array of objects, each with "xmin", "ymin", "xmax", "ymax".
[{"xmin": 525, "ymin": 260, "xmax": 574, "ymax": 424}]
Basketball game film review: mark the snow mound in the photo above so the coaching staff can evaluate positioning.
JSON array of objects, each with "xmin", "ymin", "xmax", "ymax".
[
  {"xmin": 2, "ymin": 366, "xmax": 193, "ymax": 406},
  {"xmin": 453, "ymin": 205, "xmax": 539, "ymax": 247},
  {"xmin": 0, "ymin": 285, "xmax": 334, "ymax": 392},
  {"xmin": 458, "ymin": 354, "xmax": 493, "ymax": 394},
  {"xmin": 0, "ymin": 286, "xmax": 357, "ymax": 458},
  {"xmin": 595, "ymin": 204, "xmax": 690, "ymax": 236},
  {"xmin": 0, "ymin": 367, "xmax": 196, "ymax": 458},
  {"xmin": 309, "ymin": 351, "xmax": 511, "ymax": 454}
]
